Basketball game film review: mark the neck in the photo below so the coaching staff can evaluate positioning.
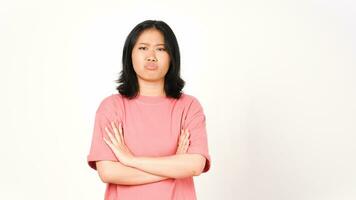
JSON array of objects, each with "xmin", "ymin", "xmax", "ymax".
[{"xmin": 138, "ymin": 78, "xmax": 165, "ymax": 97}]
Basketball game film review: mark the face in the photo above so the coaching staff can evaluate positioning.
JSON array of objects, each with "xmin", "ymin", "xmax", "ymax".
[{"xmin": 131, "ymin": 28, "xmax": 171, "ymax": 84}]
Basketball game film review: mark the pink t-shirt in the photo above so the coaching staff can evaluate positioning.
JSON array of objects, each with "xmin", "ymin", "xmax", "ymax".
[{"xmin": 87, "ymin": 93, "xmax": 211, "ymax": 200}]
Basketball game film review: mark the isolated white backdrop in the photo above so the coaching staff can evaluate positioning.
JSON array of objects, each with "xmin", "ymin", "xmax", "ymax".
[{"xmin": 1, "ymin": 0, "xmax": 355, "ymax": 199}]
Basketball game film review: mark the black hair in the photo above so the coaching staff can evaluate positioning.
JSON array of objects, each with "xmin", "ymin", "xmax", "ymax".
[{"xmin": 115, "ymin": 20, "xmax": 185, "ymax": 99}]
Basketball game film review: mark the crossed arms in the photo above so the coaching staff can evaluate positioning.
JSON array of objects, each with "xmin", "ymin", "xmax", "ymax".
[{"xmin": 96, "ymin": 122, "xmax": 207, "ymax": 185}]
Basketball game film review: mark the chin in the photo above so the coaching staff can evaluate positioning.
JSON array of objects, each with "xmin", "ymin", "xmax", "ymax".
[{"xmin": 139, "ymin": 75, "xmax": 164, "ymax": 82}]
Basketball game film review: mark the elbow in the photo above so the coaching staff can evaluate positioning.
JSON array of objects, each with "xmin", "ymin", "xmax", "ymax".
[
  {"xmin": 183, "ymin": 154, "xmax": 206, "ymax": 177},
  {"xmin": 97, "ymin": 168, "xmax": 110, "ymax": 183},
  {"xmin": 193, "ymin": 170, "xmax": 201, "ymax": 177},
  {"xmin": 192, "ymin": 167, "xmax": 203, "ymax": 176},
  {"xmin": 99, "ymin": 175, "xmax": 108, "ymax": 183},
  {"xmin": 96, "ymin": 161, "xmax": 113, "ymax": 183},
  {"xmin": 192, "ymin": 157, "xmax": 207, "ymax": 176}
]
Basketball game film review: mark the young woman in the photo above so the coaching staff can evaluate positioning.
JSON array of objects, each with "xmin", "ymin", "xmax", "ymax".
[{"xmin": 87, "ymin": 20, "xmax": 211, "ymax": 200}]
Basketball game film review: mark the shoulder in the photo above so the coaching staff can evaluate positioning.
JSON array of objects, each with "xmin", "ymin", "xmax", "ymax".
[
  {"xmin": 96, "ymin": 93, "xmax": 124, "ymax": 114},
  {"xmin": 179, "ymin": 92, "xmax": 197, "ymax": 102},
  {"xmin": 179, "ymin": 93, "xmax": 204, "ymax": 110}
]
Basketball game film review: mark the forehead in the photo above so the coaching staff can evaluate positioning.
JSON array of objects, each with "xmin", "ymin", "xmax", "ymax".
[{"xmin": 136, "ymin": 28, "xmax": 165, "ymax": 45}]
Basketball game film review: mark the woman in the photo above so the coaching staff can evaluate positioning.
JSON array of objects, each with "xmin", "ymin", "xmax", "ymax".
[{"xmin": 87, "ymin": 20, "xmax": 211, "ymax": 200}]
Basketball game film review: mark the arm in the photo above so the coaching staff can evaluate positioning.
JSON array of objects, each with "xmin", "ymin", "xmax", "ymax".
[
  {"xmin": 123, "ymin": 98, "xmax": 211, "ymax": 179},
  {"xmin": 128, "ymin": 153, "xmax": 207, "ymax": 179},
  {"xmin": 96, "ymin": 160, "xmax": 169, "ymax": 185},
  {"xmin": 99, "ymin": 128, "xmax": 193, "ymax": 184}
]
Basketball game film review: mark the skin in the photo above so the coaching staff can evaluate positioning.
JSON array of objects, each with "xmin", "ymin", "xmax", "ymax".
[
  {"xmin": 131, "ymin": 28, "xmax": 170, "ymax": 97},
  {"xmin": 96, "ymin": 28, "xmax": 206, "ymax": 185},
  {"xmin": 98, "ymin": 125, "xmax": 191, "ymax": 185}
]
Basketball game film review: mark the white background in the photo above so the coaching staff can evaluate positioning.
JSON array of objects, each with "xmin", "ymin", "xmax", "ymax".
[{"xmin": 1, "ymin": 0, "xmax": 355, "ymax": 199}]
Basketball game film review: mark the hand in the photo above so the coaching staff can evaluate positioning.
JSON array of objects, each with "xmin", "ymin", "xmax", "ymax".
[
  {"xmin": 176, "ymin": 128, "xmax": 190, "ymax": 154},
  {"xmin": 103, "ymin": 121, "xmax": 135, "ymax": 166}
]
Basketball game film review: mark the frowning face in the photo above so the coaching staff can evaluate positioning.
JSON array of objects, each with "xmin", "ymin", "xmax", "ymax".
[{"xmin": 131, "ymin": 28, "xmax": 171, "ymax": 83}]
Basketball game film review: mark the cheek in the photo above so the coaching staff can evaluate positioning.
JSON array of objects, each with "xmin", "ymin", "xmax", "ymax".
[
  {"xmin": 132, "ymin": 51, "xmax": 144, "ymax": 68},
  {"xmin": 158, "ymin": 54, "xmax": 171, "ymax": 67}
]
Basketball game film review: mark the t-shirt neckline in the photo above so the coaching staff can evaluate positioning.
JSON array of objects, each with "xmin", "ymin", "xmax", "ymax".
[{"xmin": 135, "ymin": 94, "xmax": 171, "ymax": 105}]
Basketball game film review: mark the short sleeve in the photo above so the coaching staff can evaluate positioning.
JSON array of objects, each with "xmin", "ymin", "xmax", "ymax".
[
  {"xmin": 184, "ymin": 97, "xmax": 211, "ymax": 173},
  {"xmin": 87, "ymin": 95, "xmax": 122, "ymax": 170}
]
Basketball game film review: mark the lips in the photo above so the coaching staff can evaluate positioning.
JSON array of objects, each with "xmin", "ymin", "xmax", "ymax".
[{"xmin": 145, "ymin": 63, "xmax": 158, "ymax": 70}]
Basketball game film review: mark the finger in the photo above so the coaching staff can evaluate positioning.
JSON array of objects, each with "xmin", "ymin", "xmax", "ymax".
[
  {"xmin": 183, "ymin": 135, "xmax": 189, "ymax": 148},
  {"xmin": 183, "ymin": 144, "xmax": 188, "ymax": 153},
  {"xmin": 104, "ymin": 137, "xmax": 123, "ymax": 159},
  {"xmin": 118, "ymin": 122, "xmax": 125, "ymax": 144},
  {"xmin": 179, "ymin": 128, "xmax": 185, "ymax": 140},
  {"xmin": 177, "ymin": 129, "xmax": 183, "ymax": 144},
  {"xmin": 111, "ymin": 121, "xmax": 121, "ymax": 144},
  {"xmin": 179, "ymin": 129, "xmax": 186, "ymax": 147},
  {"xmin": 103, "ymin": 136, "xmax": 114, "ymax": 149},
  {"xmin": 182, "ymin": 129, "xmax": 189, "ymax": 142},
  {"xmin": 176, "ymin": 142, "xmax": 183, "ymax": 154},
  {"xmin": 183, "ymin": 132, "xmax": 190, "ymax": 151},
  {"xmin": 105, "ymin": 126, "xmax": 119, "ymax": 146},
  {"xmin": 177, "ymin": 141, "xmax": 184, "ymax": 154},
  {"xmin": 182, "ymin": 139, "xmax": 189, "ymax": 153}
]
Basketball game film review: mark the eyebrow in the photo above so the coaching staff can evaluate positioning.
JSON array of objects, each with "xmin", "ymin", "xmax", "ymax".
[{"xmin": 138, "ymin": 43, "xmax": 165, "ymax": 46}]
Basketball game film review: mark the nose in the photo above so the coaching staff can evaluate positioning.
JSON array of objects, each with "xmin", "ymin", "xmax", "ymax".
[
  {"xmin": 146, "ymin": 57, "xmax": 157, "ymax": 62},
  {"xmin": 145, "ymin": 50, "xmax": 158, "ymax": 62}
]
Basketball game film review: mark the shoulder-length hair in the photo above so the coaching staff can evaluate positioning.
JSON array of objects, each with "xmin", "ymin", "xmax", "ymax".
[{"xmin": 116, "ymin": 20, "xmax": 185, "ymax": 99}]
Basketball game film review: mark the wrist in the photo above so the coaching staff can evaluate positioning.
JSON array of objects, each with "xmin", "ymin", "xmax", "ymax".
[{"xmin": 126, "ymin": 156, "xmax": 139, "ymax": 167}]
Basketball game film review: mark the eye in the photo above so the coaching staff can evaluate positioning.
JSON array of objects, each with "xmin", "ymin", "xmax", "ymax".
[
  {"xmin": 138, "ymin": 47, "xmax": 147, "ymax": 50},
  {"xmin": 157, "ymin": 48, "xmax": 166, "ymax": 51}
]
